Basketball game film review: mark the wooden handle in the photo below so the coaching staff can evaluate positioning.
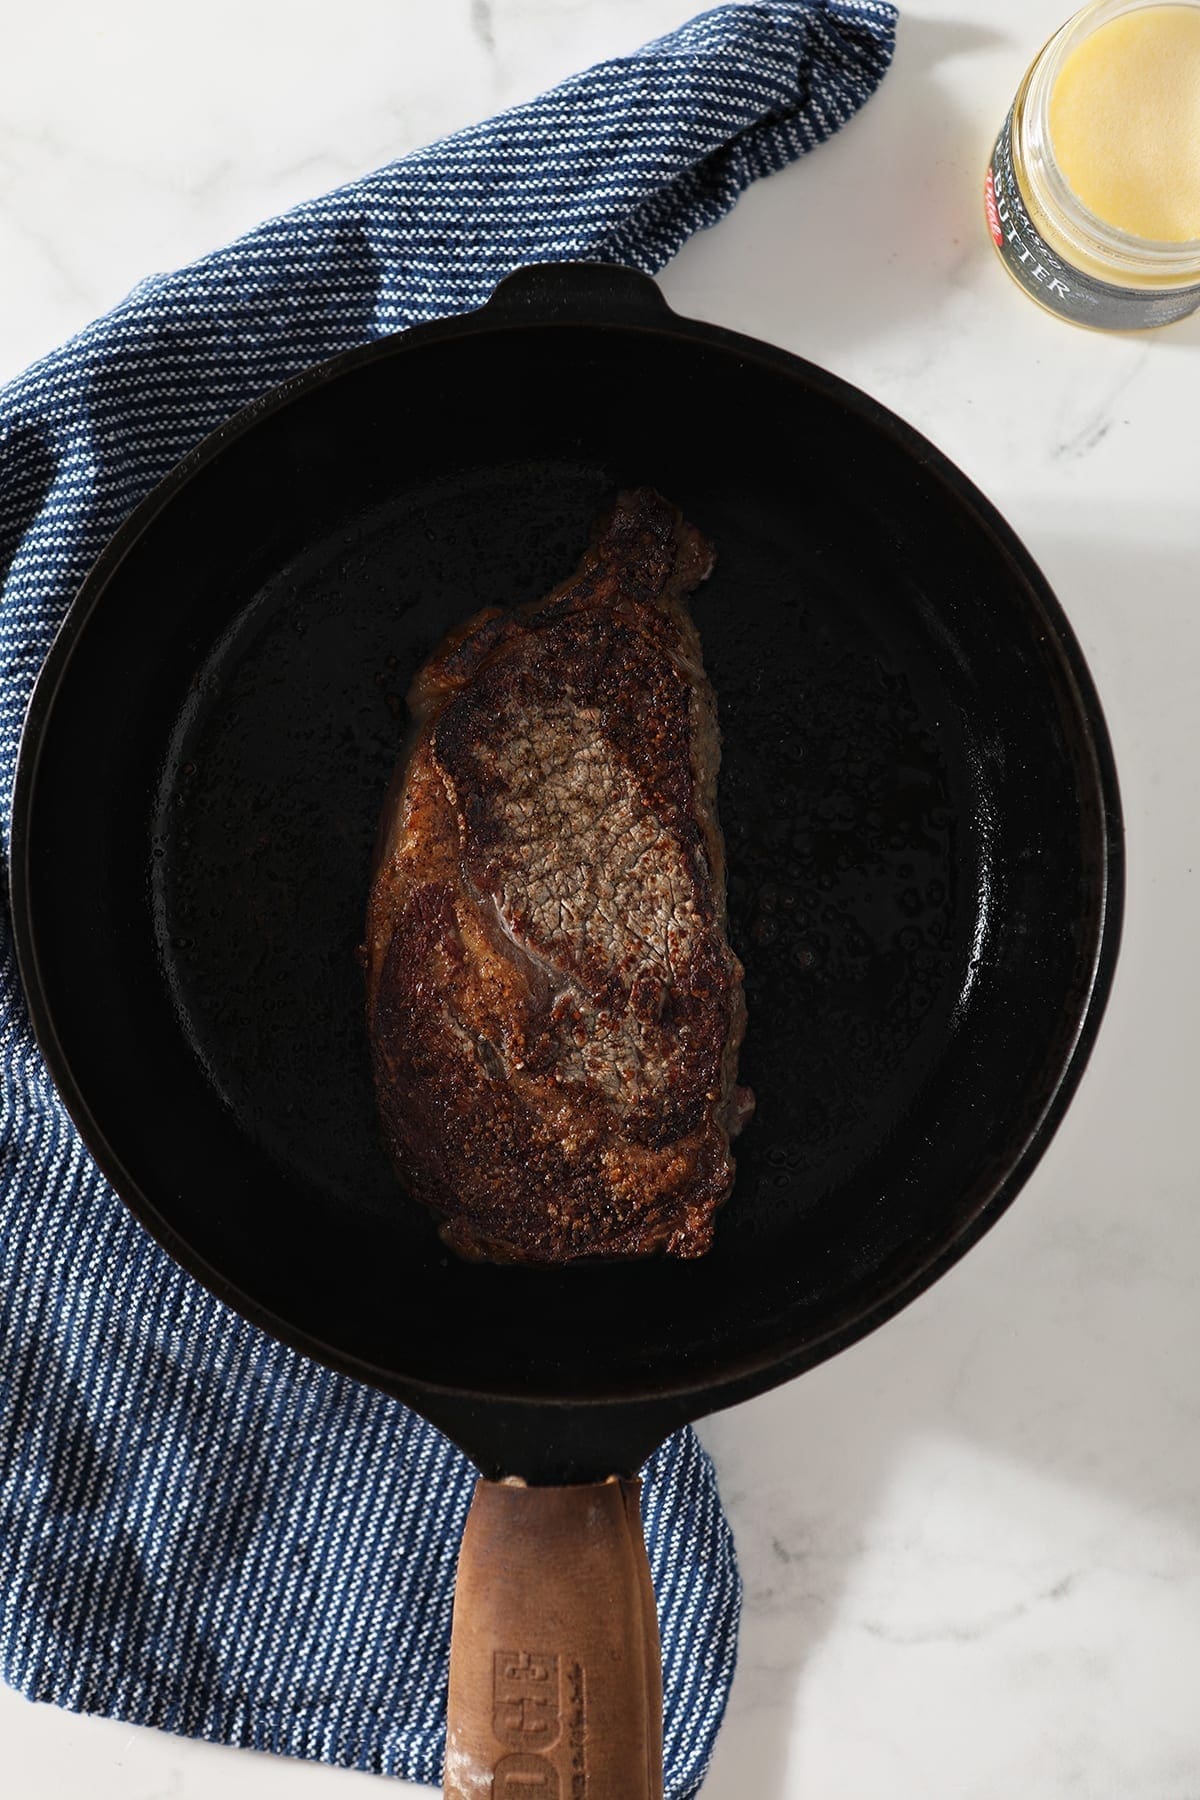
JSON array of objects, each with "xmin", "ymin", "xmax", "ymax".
[{"xmin": 445, "ymin": 1477, "xmax": 663, "ymax": 1800}]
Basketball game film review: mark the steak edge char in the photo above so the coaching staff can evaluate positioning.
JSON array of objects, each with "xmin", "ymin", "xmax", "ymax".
[{"xmin": 364, "ymin": 489, "xmax": 752, "ymax": 1263}]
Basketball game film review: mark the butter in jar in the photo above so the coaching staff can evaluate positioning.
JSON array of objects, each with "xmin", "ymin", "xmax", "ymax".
[{"xmin": 986, "ymin": 0, "xmax": 1200, "ymax": 329}]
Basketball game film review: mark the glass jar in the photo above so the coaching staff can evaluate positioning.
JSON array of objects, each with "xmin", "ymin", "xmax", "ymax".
[{"xmin": 986, "ymin": 0, "xmax": 1200, "ymax": 329}]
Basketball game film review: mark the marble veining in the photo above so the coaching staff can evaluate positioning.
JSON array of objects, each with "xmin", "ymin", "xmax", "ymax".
[{"xmin": 469, "ymin": 0, "xmax": 496, "ymax": 56}]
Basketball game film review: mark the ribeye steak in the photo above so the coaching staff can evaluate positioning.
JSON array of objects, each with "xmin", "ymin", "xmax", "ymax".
[{"xmin": 364, "ymin": 488, "xmax": 751, "ymax": 1262}]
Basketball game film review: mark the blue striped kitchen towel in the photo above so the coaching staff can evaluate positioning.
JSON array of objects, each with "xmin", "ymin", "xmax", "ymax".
[{"xmin": 0, "ymin": 3, "xmax": 895, "ymax": 1791}]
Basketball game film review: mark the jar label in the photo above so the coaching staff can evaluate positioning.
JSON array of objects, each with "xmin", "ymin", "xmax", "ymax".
[
  {"xmin": 985, "ymin": 167, "xmax": 1004, "ymax": 248},
  {"xmin": 986, "ymin": 112, "xmax": 1200, "ymax": 329}
]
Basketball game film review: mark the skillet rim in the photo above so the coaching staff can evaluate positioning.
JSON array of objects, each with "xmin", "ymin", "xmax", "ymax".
[{"xmin": 8, "ymin": 266, "xmax": 1125, "ymax": 1421}]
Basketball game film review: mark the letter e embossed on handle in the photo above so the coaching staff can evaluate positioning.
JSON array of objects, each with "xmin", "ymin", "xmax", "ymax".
[{"xmin": 493, "ymin": 1651, "xmax": 561, "ymax": 1751}]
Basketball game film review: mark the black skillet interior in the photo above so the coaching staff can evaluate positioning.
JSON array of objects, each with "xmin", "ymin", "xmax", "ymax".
[{"xmin": 13, "ymin": 266, "xmax": 1121, "ymax": 1479}]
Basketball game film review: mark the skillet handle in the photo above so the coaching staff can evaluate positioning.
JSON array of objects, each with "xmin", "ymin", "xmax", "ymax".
[
  {"xmin": 481, "ymin": 260, "xmax": 672, "ymax": 323},
  {"xmin": 445, "ymin": 1476, "xmax": 663, "ymax": 1800}
]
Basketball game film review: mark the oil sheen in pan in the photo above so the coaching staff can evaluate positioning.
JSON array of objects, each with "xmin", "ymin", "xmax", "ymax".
[{"xmin": 150, "ymin": 462, "xmax": 982, "ymax": 1239}]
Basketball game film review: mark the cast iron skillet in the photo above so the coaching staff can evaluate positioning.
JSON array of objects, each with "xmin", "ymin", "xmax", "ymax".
[{"xmin": 11, "ymin": 263, "xmax": 1122, "ymax": 1795}]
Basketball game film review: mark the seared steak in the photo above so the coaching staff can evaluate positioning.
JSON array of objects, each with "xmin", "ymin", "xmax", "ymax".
[{"xmin": 364, "ymin": 488, "xmax": 750, "ymax": 1262}]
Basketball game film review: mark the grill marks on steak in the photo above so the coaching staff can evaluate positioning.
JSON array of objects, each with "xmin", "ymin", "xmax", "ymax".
[{"xmin": 364, "ymin": 488, "xmax": 750, "ymax": 1262}]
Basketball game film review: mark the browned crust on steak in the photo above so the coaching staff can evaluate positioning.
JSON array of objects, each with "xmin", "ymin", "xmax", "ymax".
[{"xmin": 364, "ymin": 488, "xmax": 751, "ymax": 1262}]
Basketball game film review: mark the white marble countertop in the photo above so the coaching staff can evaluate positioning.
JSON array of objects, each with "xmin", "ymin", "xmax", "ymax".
[{"xmin": 4, "ymin": 1, "xmax": 1200, "ymax": 1795}]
